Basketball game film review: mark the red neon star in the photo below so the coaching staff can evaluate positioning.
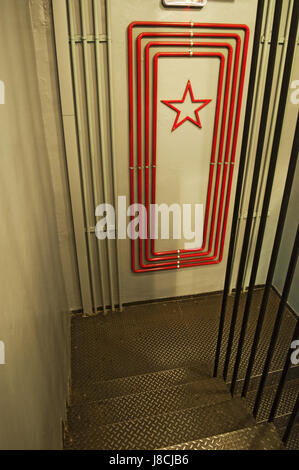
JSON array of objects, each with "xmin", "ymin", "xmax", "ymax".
[{"xmin": 161, "ymin": 80, "xmax": 211, "ymax": 132}]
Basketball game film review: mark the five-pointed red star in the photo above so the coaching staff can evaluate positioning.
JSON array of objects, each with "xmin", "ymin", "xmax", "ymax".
[{"xmin": 161, "ymin": 80, "xmax": 211, "ymax": 132}]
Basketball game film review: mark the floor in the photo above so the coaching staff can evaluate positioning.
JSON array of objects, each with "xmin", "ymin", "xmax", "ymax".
[{"xmin": 66, "ymin": 287, "xmax": 298, "ymax": 449}]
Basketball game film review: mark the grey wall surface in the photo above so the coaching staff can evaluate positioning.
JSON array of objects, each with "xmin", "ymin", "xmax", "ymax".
[
  {"xmin": 109, "ymin": 0, "xmax": 258, "ymax": 303},
  {"xmin": 53, "ymin": 0, "xmax": 298, "ymax": 311},
  {"xmin": 273, "ymin": 157, "xmax": 299, "ymax": 315},
  {"xmin": 0, "ymin": 0, "xmax": 71, "ymax": 449},
  {"xmin": 29, "ymin": 0, "xmax": 82, "ymax": 310}
]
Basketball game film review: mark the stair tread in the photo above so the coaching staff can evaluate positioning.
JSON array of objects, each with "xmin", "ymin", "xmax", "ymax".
[
  {"xmin": 65, "ymin": 397, "xmax": 255, "ymax": 450},
  {"xmin": 72, "ymin": 366, "xmax": 208, "ymax": 402},
  {"xmin": 277, "ymin": 424, "xmax": 299, "ymax": 450},
  {"xmin": 244, "ymin": 377, "xmax": 299, "ymax": 423},
  {"xmin": 68, "ymin": 377, "xmax": 231, "ymax": 425},
  {"xmin": 160, "ymin": 423, "xmax": 282, "ymax": 450}
]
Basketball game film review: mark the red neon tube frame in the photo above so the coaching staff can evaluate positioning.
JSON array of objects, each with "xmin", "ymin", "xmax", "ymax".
[
  {"xmin": 144, "ymin": 41, "xmax": 233, "ymax": 263},
  {"xmin": 134, "ymin": 32, "xmax": 241, "ymax": 264},
  {"xmin": 128, "ymin": 22, "xmax": 249, "ymax": 272},
  {"xmin": 133, "ymin": 51, "xmax": 227, "ymax": 271}
]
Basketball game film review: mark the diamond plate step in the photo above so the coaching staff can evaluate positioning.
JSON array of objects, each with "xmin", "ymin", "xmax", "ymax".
[
  {"xmin": 277, "ymin": 424, "xmax": 299, "ymax": 450},
  {"xmin": 161, "ymin": 423, "xmax": 282, "ymax": 450},
  {"xmin": 72, "ymin": 366, "xmax": 208, "ymax": 402},
  {"xmin": 68, "ymin": 378, "xmax": 231, "ymax": 426},
  {"xmin": 71, "ymin": 289, "xmax": 297, "ymax": 386},
  {"xmin": 228, "ymin": 364, "xmax": 299, "ymax": 395},
  {"xmin": 64, "ymin": 398, "xmax": 255, "ymax": 450},
  {"xmin": 244, "ymin": 378, "xmax": 299, "ymax": 423}
]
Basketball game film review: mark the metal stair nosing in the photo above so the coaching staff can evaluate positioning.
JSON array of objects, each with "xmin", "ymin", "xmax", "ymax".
[
  {"xmin": 64, "ymin": 397, "xmax": 255, "ymax": 450},
  {"xmin": 67, "ymin": 377, "xmax": 232, "ymax": 427},
  {"xmin": 159, "ymin": 423, "xmax": 283, "ymax": 450},
  {"xmin": 244, "ymin": 378, "xmax": 299, "ymax": 427},
  {"xmin": 71, "ymin": 365, "xmax": 210, "ymax": 403},
  {"xmin": 226, "ymin": 364, "xmax": 299, "ymax": 395}
]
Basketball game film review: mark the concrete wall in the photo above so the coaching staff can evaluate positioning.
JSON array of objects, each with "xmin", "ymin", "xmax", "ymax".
[{"xmin": 0, "ymin": 0, "xmax": 72, "ymax": 449}]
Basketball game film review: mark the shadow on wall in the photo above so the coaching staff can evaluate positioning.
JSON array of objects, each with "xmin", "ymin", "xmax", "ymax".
[
  {"xmin": 0, "ymin": 0, "xmax": 70, "ymax": 450},
  {"xmin": 273, "ymin": 158, "xmax": 299, "ymax": 315}
]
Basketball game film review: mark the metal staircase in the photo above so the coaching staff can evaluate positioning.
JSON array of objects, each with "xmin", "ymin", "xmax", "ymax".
[
  {"xmin": 65, "ymin": 368, "xmax": 281, "ymax": 450},
  {"xmin": 64, "ymin": 290, "xmax": 298, "ymax": 450},
  {"xmin": 62, "ymin": 0, "xmax": 299, "ymax": 451}
]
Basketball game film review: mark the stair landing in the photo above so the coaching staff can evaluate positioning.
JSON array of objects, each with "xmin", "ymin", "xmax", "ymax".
[{"xmin": 65, "ymin": 289, "xmax": 297, "ymax": 450}]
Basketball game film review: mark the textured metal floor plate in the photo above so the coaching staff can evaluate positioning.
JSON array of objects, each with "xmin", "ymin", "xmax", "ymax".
[
  {"xmin": 277, "ymin": 424, "xmax": 299, "ymax": 450},
  {"xmin": 64, "ymin": 398, "xmax": 254, "ymax": 450},
  {"xmin": 67, "ymin": 288, "xmax": 297, "ymax": 450},
  {"xmin": 71, "ymin": 289, "xmax": 296, "ymax": 391},
  {"xmin": 160, "ymin": 423, "xmax": 282, "ymax": 450},
  {"xmin": 244, "ymin": 378, "xmax": 299, "ymax": 423},
  {"xmin": 71, "ymin": 366, "xmax": 208, "ymax": 403},
  {"xmin": 68, "ymin": 378, "xmax": 231, "ymax": 426}
]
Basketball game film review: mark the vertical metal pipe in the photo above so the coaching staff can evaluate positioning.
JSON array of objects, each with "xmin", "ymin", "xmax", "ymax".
[
  {"xmin": 253, "ymin": 225, "xmax": 299, "ymax": 418},
  {"xmin": 222, "ymin": 0, "xmax": 283, "ymax": 382},
  {"xmin": 230, "ymin": 2, "xmax": 299, "ymax": 394},
  {"xmin": 92, "ymin": 0, "xmax": 115, "ymax": 313},
  {"xmin": 283, "ymin": 392, "xmax": 299, "ymax": 444},
  {"xmin": 67, "ymin": 0, "xmax": 97, "ymax": 314},
  {"xmin": 269, "ymin": 318, "xmax": 299, "ymax": 422},
  {"xmin": 242, "ymin": 126, "xmax": 299, "ymax": 397},
  {"xmin": 213, "ymin": 0, "xmax": 266, "ymax": 377},
  {"xmin": 80, "ymin": 0, "xmax": 106, "ymax": 313},
  {"xmin": 52, "ymin": 0, "xmax": 93, "ymax": 314},
  {"xmin": 105, "ymin": 0, "xmax": 123, "ymax": 311}
]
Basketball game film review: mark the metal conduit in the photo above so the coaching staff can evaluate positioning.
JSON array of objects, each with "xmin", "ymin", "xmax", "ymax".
[
  {"xmin": 67, "ymin": 0, "xmax": 97, "ymax": 314},
  {"xmin": 105, "ymin": 0, "xmax": 123, "ymax": 311},
  {"xmin": 80, "ymin": 0, "xmax": 106, "ymax": 313},
  {"xmin": 66, "ymin": 0, "xmax": 122, "ymax": 312},
  {"xmin": 92, "ymin": 0, "xmax": 115, "ymax": 312}
]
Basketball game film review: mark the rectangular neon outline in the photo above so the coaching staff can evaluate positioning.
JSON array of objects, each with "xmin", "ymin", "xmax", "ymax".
[
  {"xmin": 145, "ymin": 41, "xmax": 234, "ymax": 263},
  {"xmin": 134, "ymin": 51, "xmax": 225, "ymax": 270},
  {"xmin": 136, "ymin": 38, "xmax": 235, "ymax": 265},
  {"xmin": 128, "ymin": 22, "xmax": 250, "ymax": 272},
  {"xmin": 134, "ymin": 35, "xmax": 243, "ymax": 265}
]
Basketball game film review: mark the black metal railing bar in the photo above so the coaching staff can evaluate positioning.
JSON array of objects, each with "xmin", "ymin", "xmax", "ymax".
[
  {"xmin": 222, "ymin": 0, "xmax": 283, "ymax": 382},
  {"xmin": 213, "ymin": 0, "xmax": 266, "ymax": 377}
]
